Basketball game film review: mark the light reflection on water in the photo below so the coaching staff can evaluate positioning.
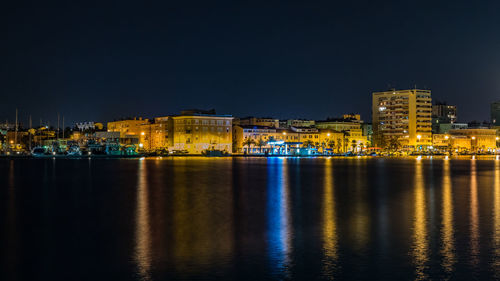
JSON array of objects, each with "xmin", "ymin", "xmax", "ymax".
[
  {"xmin": 412, "ymin": 160, "xmax": 428, "ymax": 281},
  {"xmin": 134, "ymin": 159, "xmax": 152, "ymax": 280},
  {"xmin": 267, "ymin": 157, "xmax": 292, "ymax": 278},
  {"xmin": 322, "ymin": 158, "xmax": 338, "ymax": 279},
  {"xmin": 470, "ymin": 160, "xmax": 480, "ymax": 268},
  {"xmin": 4, "ymin": 158, "xmax": 500, "ymax": 280},
  {"xmin": 441, "ymin": 160, "xmax": 455, "ymax": 276},
  {"xmin": 493, "ymin": 161, "xmax": 500, "ymax": 278}
]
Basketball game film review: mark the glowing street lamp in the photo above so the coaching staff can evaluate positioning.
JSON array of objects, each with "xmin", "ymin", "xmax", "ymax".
[
  {"xmin": 471, "ymin": 136, "xmax": 476, "ymax": 140},
  {"xmin": 444, "ymin": 135, "xmax": 449, "ymax": 140},
  {"xmin": 327, "ymin": 133, "xmax": 331, "ymax": 137}
]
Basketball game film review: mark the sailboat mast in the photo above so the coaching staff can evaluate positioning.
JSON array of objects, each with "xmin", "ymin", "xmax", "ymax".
[
  {"xmin": 57, "ymin": 113, "xmax": 60, "ymax": 139},
  {"xmin": 14, "ymin": 108, "xmax": 18, "ymax": 148}
]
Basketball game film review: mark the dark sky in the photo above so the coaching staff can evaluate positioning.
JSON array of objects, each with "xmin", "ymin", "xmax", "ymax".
[{"xmin": 1, "ymin": 0, "xmax": 500, "ymax": 126}]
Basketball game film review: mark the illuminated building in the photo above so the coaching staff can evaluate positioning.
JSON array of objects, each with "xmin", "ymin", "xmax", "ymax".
[
  {"xmin": 232, "ymin": 125, "xmax": 277, "ymax": 153},
  {"xmin": 168, "ymin": 110, "xmax": 233, "ymax": 154},
  {"xmin": 108, "ymin": 117, "xmax": 150, "ymax": 138},
  {"xmin": 448, "ymin": 128, "xmax": 497, "ymax": 153},
  {"xmin": 492, "ymin": 100, "xmax": 500, "ymax": 125},
  {"xmin": 315, "ymin": 116, "xmax": 369, "ymax": 150},
  {"xmin": 107, "ymin": 117, "xmax": 168, "ymax": 151},
  {"xmin": 372, "ymin": 89, "xmax": 432, "ymax": 150},
  {"xmin": 234, "ymin": 117, "xmax": 279, "ymax": 128},
  {"xmin": 432, "ymin": 102, "xmax": 457, "ymax": 123},
  {"xmin": 233, "ymin": 125, "xmax": 347, "ymax": 154},
  {"xmin": 279, "ymin": 119, "xmax": 316, "ymax": 128}
]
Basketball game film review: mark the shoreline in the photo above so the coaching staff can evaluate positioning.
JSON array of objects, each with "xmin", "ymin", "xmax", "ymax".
[{"xmin": 0, "ymin": 154, "xmax": 498, "ymax": 160}]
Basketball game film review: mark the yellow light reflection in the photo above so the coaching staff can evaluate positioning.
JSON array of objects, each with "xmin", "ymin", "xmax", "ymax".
[
  {"xmin": 470, "ymin": 160, "xmax": 479, "ymax": 267},
  {"xmin": 172, "ymin": 159, "xmax": 235, "ymax": 272},
  {"xmin": 493, "ymin": 161, "xmax": 500, "ymax": 277},
  {"xmin": 441, "ymin": 160, "xmax": 455, "ymax": 274},
  {"xmin": 346, "ymin": 159, "xmax": 369, "ymax": 252},
  {"xmin": 134, "ymin": 159, "xmax": 152, "ymax": 280},
  {"xmin": 322, "ymin": 158, "xmax": 337, "ymax": 278},
  {"xmin": 412, "ymin": 160, "xmax": 428, "ymax": 280}
]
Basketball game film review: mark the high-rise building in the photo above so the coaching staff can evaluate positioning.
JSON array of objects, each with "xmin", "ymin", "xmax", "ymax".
[
  {"xmin": 432, "ymin": 102, "xmax": 457, "ymax": 123},
  {"xmin": 492, "ymin": 100, "xmax": 500, "ymax": 125},
  {"xmin": 372, "ymin": 89, "xmax": 432, "ymax": 149}
]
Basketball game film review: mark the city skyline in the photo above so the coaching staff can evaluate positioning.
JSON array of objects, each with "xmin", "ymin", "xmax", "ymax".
[{"xmin": 2, "ymin": 1, "xmax": 500, "ymax": 124}]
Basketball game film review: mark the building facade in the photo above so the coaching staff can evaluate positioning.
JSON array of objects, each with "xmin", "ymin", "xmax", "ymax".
[
  {"xmin": 234, "ymin": 117, "xmax": 279, "ymax": 128},
  {"xmin": 168, "ymin": 112, "xmax": 233, "ymax": 154},
  {"xmin": 492, "ymin": 100, "xmax": 500, "ymax": 125},
  {"xmin": 279, "ymin": 119, "xmax": 316, "ymax": 128},
  {"xmin": 432, "ymin": 103, "xmax": 457, "ymax": 123},
  {"xmin": 372, "ymin": 89, "xmax": 432, "ymax": 150},
  {"xmin": 107, "ymin": 117, "xmax": 168, "ymax": 151}
]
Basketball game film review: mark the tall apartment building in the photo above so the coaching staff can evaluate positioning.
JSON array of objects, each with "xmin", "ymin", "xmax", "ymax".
[
  {"xmin": 372, "ymin": 89, "xmax": 432, "ymax": 149},
  {"xmin": 492, "ymin": 100, "xmax": 500, "ymax": 125},
  {"xmin": 432, "ymin": 102, "xmax": 457, "ymax": 123}
]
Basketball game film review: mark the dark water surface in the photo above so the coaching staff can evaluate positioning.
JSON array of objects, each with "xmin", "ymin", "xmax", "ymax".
[{"xmin": 1, "ymin": 157, "xmax": 500, "ymax": 280}]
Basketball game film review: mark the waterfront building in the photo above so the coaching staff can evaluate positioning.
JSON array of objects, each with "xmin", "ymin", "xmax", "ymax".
[
  {"xmin": 233, "ymin": 124, "xmax": 352, "ymax": 154},
  {"xmin": 448, "ymin": 128, "xmax": 497, "ymax": 153},
  {"xmin": 316, "ymin": 118, "xmax": 362, "ymax": 132},
  {"xmin": 315, "ymin": 116, "xmax": 369, "ymax": 149},
  {"xmin": 492, "ymin": 100, "xmax": 500, "ymax": 125},
  {"xmin": 168, "ymin": 110, "xmax": 233, "ymax": 154},
  {"xmin": 107, "ymin": 117, "xmax": 168, "ymax": 151},
  {"xmin": 432, "ymin": 134, "xmax": 450, "ymax": 151},
  {"xmin": 232, "ymin": 125, "xmax": 278, "ymax": 153},
  {"xmin": 372, "ymin": 89, "xmax": 432, "ymax": 150},
  {"xmin": 234, "ymin": 117, "xmax": 279, "ymax": 128},
  {"xmin": 107, "ymin": 117, "xmax": 150, "ymax": 137}
]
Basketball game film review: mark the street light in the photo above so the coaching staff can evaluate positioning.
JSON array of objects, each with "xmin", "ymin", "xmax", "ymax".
[
  {"xmin": 444, "ymin": 135, "xmax": 449, "ymax": 140},
  {"xmin": 327, "ymin": 133, "xmax": 331, "ymax": 137},
  {"xmin": 471, "ymin": 136, "xmax": 476, "ymax": 140}
]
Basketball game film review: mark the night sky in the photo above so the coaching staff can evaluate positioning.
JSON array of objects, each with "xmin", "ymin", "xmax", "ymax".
[{"xmin": 1, "ymin": 1, "xmax": 500, "ymax": 126}]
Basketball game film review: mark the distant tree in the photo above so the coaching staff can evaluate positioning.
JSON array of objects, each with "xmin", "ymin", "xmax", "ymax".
[
  {"xmin": 351, "ymin": 140, "xmax": 357, "ymax": 152},
  {"xmin": 328, "ymin": 139, "xmax": 335, "ymax": 152},
  {"xmin": 387, "ymin": 136, "xmax": 401, "ymax": 151},
  {"xmin": 242, "ymin": 138, "xmax": 256, "ymax": 154},
  {"xmin": 302, "ymin": 140, "xmax": 314, "ymax": 148},
  {"xmin": 256, "ymin": 138, "xmax": 266, "ymax": 153},
  {"xmin": 336, "ymin": 138, "xmax": 342, "ymax": 153}
]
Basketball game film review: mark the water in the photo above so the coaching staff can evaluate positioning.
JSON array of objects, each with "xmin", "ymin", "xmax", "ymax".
[{"xmin": 1, "ymin": 157, "xmax": 499, "ymax": 280}]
